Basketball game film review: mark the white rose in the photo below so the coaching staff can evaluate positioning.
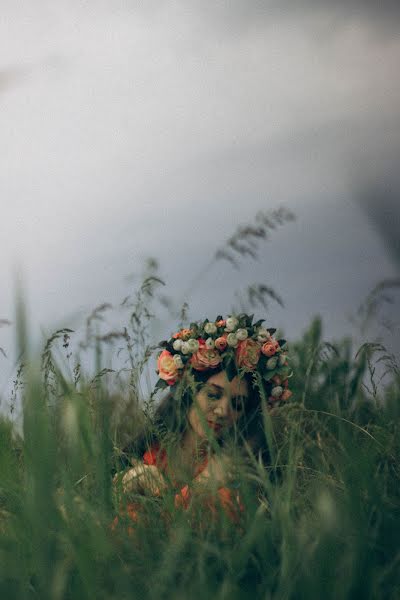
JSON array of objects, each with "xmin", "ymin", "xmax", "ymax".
[
  {"xmin": 181, "ymin": 341, "xmax": 190, "ymax": 355},
  {"xmin": 225, "ymin": 317, "xmax": 239, "ymax": 332},
  {"xmin": 236, "ymin": 328, "xmax": 248, "ymax": 341},
  {"xmin": 173, "ymin": 354, "xmax": 184, "ymax": 369},
  {"xmin": 204, "ymin": 322, "xmax": 217, "ymax": 335},
  {"xmin": 205, "ymin": 337, "xmax": 215, "ymax": 349},
  {"xmin": 187, "ymin": 338, "xmax": 200, "ymax": 353},
  {"xmin": 173, "ymin": 339, "xmax": 183, "ymax": 351},
  {"xmin": 257, "ymin": 328, "xmax": 270, "ymax": 342},
  {"xmin": 227, "ymin": 332, "xmax": 239, "ymax": 347},
  {"xmin": 266, "ymin": 357, "xmax": 278, "ymax": 369},
  {"xmin": 271, "ymin": 386, "xmax": 283, "ymax": 398}
]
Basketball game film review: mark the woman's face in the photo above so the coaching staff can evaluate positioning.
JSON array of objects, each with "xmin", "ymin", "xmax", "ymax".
[{"xmin": 187, "ymin": 370, "xmax": 249, "ymax": 440}]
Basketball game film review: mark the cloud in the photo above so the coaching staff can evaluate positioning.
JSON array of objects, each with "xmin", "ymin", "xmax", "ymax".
[
  {"xmin": 0, "ymin": 0, "xmax": 399, "ymax": 380},
  {"xmin": 189, "ymin": 0, "xmax": 400, "ymax": 32}
]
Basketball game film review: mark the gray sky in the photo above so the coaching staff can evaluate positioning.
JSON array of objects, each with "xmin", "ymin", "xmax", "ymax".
[{"xmin": 1, "ymin": 1, "xmax": 399, "ymax": 390}]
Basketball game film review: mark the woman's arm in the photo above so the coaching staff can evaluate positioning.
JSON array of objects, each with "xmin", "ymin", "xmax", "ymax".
[{"xmin": 114, "ymin": 460, "xmax": 168, "ymax": 497}]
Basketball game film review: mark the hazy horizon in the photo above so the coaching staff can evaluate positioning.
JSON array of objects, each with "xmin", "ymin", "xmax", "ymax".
[{"xmin": 1, "ymin": 1, "xmax": 399, "ymax": 400}]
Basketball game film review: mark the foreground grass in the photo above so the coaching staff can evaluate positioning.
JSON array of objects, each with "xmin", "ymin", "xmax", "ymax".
[{"xmin": 0, "ymin": 317, "xmax": 399, "ymax": 600}]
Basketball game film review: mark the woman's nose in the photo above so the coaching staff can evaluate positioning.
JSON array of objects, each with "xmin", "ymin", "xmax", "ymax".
[{"xmin": 213, "ymin": 396, "xmax": 230, "ymax": 418}]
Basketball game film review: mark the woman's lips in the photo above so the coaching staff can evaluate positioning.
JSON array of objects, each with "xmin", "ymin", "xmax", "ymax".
[{"xmin": 207, "ymin": 420, "xmax": 223, "ymax": 432}]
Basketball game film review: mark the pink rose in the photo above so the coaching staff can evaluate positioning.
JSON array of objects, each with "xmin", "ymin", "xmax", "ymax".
[
  {"xmin": 157, "ymin": 350, "xmax": 179, "ymax": 385},
  {"xmin": 261, "ymin": 339, "xmax": 280, "ymax": 357},
  {"xmin": 215, "ymin": 335, "xmax": 228, "ymax": 352},
  {"xmin": 216, "ymin": 319, "xmax": 226, "ymax": 328},
  {"xmin": 236, "ymin": 338, "xmax": 261, "ymax": 371},
  {"xmin": 190, "ymin": 340, "xmax": 222, "ymax": 371}
]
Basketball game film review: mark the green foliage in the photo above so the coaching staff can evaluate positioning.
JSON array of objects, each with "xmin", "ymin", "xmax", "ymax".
[
  {"xmin": 0, "ymin": 313, "xmax": 399, "ymax": 600},
  {"xmin": 1, "ymin": 212, "xmax": 398, "ymax": 598}
]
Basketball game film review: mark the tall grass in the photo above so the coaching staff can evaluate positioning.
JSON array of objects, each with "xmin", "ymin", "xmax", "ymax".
[
  {"xmin": 0, "ymin": 308, "xmax": 399, "ymax": 600},
  {"xmin": 1, "ymin": 209, "xmax": 399, "ymax": 599}
]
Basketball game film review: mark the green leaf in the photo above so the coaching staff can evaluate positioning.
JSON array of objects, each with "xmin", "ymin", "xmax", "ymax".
[
  {"xmin": 278, "ymin": 366, "xmax": 292, "ymax": 379},
  {"xmin": 258, "ymin": 354, "xmax": 268, "ymax": 371},
  {"xmin": 154, "ymin": 379, "xmax": 168, "ymax": 392},
  {"xmin": 238, "ymin": 315, "xmax": 247, "ymax": 328},
  {"xmin": 263, "ymin": 368, "xmax": 278, "ymax": 381},
  {"xmin": 223, "ymin": 353, "xmax": 237, "ymax": 381},
  {"xmin": 245, "ymin": 314, "xmax": 254, "ymax": 327}
]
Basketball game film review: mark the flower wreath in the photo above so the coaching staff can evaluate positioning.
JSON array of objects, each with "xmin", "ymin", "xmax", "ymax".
[{"xmin": 155, "ymin": 314, "xmax": 293, "ymax": 406}]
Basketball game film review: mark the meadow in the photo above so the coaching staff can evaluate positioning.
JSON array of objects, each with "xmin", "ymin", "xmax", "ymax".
[{"xmin": 1, "ymin": 211, "xmax": 399, "ymax": 600}]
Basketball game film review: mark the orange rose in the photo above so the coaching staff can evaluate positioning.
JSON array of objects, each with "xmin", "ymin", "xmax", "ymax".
[
  {"xmin": 190, "ymin": 340, "xmax": 222, "ymax": 371},
  {"xmin": 216, "ymin": 319, "xmax": 226, "ymax": 328},
  {"xmin": 236, "ymin": 338, "xmax": 261, "ymax": 371},
  {"xmin": 157, "ymin": 350, "xmax": 179, "ymax": 385},
  {"xmin": 261, "ymin": 339, "xmax": 280, "ymax": 357},
  {"xmin": 182, "ymin": 329, "xmax": 193, "ymax": 340},
  {"xmin": 172, "ymin": 328, "xmax": 192, "ymax": 340},
  {"xmin": 215, "ymin": 335, "xmax": 228, "ymax": 351}
]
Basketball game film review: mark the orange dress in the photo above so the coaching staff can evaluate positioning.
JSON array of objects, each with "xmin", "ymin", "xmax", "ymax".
[{"xmin": 112, "ymin": 445, "xmax": 244, "ymax": 531}]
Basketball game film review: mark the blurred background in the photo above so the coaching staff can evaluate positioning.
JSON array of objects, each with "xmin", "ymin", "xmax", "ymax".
[{"xmin": 1, "ymin": 0, "xmax": 399, "ymax": 393}]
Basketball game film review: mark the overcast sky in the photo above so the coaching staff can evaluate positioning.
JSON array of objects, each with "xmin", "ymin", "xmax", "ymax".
[{"xmin": 1, "ymin": 1, "xmax": 399, "ymax": 391}]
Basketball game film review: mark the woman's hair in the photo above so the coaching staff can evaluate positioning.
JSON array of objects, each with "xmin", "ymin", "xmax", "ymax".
[{"xmin": 122, "ymin": 365, "xmax": 270, "ymax": 465}]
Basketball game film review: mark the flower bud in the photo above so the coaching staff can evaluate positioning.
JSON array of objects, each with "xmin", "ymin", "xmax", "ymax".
[
  {"xmin": 271, "ymin": 385, "xmax": 283, "ymax": 398},
  {"xmin": 227, "ymin": 333, "xmax": 239, "ymax": 347},
  {"xmin": 205, "ymin": 337, "xmax": 215, "ymax": 349},
  {"xmin": 257, "ymin": 328, "xmax": 270, "ymax": 342},
  {"xmin": 204, "ymin": 322, "xmax": 217, "ymax": 335},
  {"xmin": 279, "ymin": 353, "xmax": 288, "ymax": 366},
  {"xmin": 225, "ymin": 317, "xmax": 239, "ymax": 332},
  {"xmin": 173, "ymin": 354, "xmax": 184, "ymax": 369},
  {"xmin": 181, "ymin": 341, "xmax": 190, "ymax": 355},
  {"xmin": 173, "ymin": 339, "xmax": 183, "ymax": 351},
  {"xmin": 266, "ymin": 357, "xmax": 278, "ymax": 369},
  {"xmin": 187, "ymin": 338, "xmax": 200, "ymax": 353},
  {"xmin": 236, "ymin": 328, "xmax": 248, "ymax": 341}
]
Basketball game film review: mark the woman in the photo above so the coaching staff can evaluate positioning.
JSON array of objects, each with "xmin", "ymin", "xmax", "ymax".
[{"xmin": 113, "ymin": 314, "xmax": 292, "ymax": 527}]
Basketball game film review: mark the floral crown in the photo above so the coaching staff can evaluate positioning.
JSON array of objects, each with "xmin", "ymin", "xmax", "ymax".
[{"xmin": 155, "ymin": 314, "xmax": 293, "ymax": 406}]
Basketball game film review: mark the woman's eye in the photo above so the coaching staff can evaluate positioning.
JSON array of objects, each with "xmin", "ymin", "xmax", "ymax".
[{"xmin": 207, "ymin": 392, "xmax": 221, "ymax": 401}]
